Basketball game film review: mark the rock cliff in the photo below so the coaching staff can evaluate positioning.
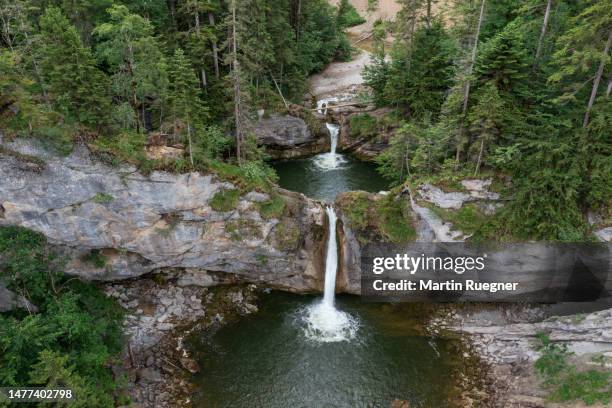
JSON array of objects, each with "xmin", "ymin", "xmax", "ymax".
[{"xmin": 0, "ymin": 137, "xmax": 326, "ymax": 292}]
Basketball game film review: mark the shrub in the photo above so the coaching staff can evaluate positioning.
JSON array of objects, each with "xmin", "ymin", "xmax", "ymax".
[
  {"xmin": 0, "ymin": 226, "xmax": 123, "ymax": 406},
  {"xmin": 349, "ymin": 113, "xmax": 378, "ymax": 139}
]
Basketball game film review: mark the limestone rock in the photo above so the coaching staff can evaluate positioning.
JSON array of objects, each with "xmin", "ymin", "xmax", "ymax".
[
  {"xmin": 0, "ymin": 138, "xmax": 326, "ymax": 292},
  {"xmin": 254, "ymin": 114, "xmax": 329, "ymax": 159},
  {"xmin": 418, "ymin": 184, "xmax": 471, "ymax": 210},
  {"xmin": 0, "ymin": 282, "xmax": 38, "ymax": 313},
  {"xmin": 594, "ymin": 227, "xmax": 612, "ymax": 242}
]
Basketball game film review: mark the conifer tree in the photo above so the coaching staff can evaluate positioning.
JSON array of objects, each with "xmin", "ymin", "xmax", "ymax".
[
  {"xmin": 468, "ymin": 81, "xmax": 505, "ymax": 174},
  {"xmin": 37, "ymin": 7, "xmax": 110, "ymax": 127},
  {"xmin": 93, "ymin": 5, "xmax": 167, "ymax": 132},
  {"xmin": 168, "ymin": 48, "xmax": 205, "ymax": 165},
  {"xmin": 549, "ymin": 0, "xmax": 612, "ymax": 128}
]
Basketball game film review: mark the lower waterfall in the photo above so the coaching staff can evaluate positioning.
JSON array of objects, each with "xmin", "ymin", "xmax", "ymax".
[{"xmin": 300, "ymin": 206, "xmax": 358, "ymax": 343}]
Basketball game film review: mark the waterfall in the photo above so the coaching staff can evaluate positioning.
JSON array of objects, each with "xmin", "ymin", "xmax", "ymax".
[
  {"xmin": 299, "ymin": 206, "xmax": 358, "ymax": 343},
  {"xmin": 312, "ymin": 123, "xmax": 346, "ymax": 170},
  {"xmin": 327, "ymin": 123, "xmax": 339, "ymax": 156},
  {"xmin": 322, "ymin": 206, "xmax": 339, "ymax": 307}
]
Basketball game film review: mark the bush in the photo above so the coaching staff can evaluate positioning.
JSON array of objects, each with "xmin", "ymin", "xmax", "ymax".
[
  {"xmin": 349, "ymin": 114, "xmax": 378, "ymax": 139},
  {"xmin": 337, "ymin": 0, "xmax": 366, "ymax": 28},
  {"xmin": 535, "ymin": 333, "xmax": 612, "ymax": 405},
  {"xmin": 0, "ymin": 226, "xmax": 123, "ymax": 407}
]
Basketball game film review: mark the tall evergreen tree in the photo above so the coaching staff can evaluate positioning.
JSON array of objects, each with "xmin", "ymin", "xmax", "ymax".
[
  {"xmin": 37, "ymin": 7, "xmax": 110, "ymax": 127},
  {"xmin": 168, "ymin": 48, "xmax": 205, "ymax": 165},
  {"xmin": 93, "ymin": 4, "xmax": 167, "ymax": 132}
]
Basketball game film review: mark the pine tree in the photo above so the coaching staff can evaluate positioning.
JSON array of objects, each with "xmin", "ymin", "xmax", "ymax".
[
  {"xmin": 467, "ymin": 81, "xmax": 505, "ymax": 174},
  {"xmin": 474, "ymin": 20, "xmax": 530, "ymax": 96},
  {"xmin": 93, "ymin": 5, "xmax": 168, "ymax": 132},
  {"xmin": 168, "ymin": 48, "xmax": 205, "ymax": 165},
  {"xmin": 37, "ymin": 7, "xmax": 110, "ymax": 127},
  {"xmin": 549, "ymin": 0, "xmax": 612, "ymax": 127}
]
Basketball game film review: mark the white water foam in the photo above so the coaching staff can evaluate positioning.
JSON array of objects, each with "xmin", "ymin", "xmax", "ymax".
[
  {"xmin": 300, "ymin": 206, "xmax": 358, "ymax": 343},
  {"xmin": 311, "ymin": 123, "xmax": 347, "ymax": 170}
]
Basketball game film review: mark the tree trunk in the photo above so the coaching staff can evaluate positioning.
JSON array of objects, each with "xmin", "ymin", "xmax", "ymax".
[
  {"xmin": 295, "ymin": 0, "xmax": 302, "ymax": 41},
  {"xmin": 231, "ymin": 0, "xmax": 242, "ymax": 164},
  {"xmin": 583, "ymin": 29, "xmax": 612, "ymax": 128},
  {"xmin": 474, "ymin": 138, "xmax": 485, "ymax": 176},
  {"xmin": 534, "ymin": 0, "xmax": 552, "ymax": 69},
  {"xmin": 208, "ymin": 12, "xmax": 220, "ymax": 80},
  {"xmin": 456, "ymin": 0, "xmax": 486, "ymax": 164},
  {"xmin": 187, "ymin": 120, "xmax": 194, "ymax": 166},
  {"xmin": 606, "ymin": 76, "xmax": 611, "ymax": 98},
  {"xmin": 194, "ymin": 12, "xmax": 207, "ymax": 88},
  {"xmin": 426, "ymin": 0, "xmax": 432, "ymax": 29}
]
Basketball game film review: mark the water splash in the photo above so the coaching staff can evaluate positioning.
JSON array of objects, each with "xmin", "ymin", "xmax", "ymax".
[
  {"xmin": 312, "ymin": 123, "xmax": 346, "ymax": 170},
  {"xmin": 300, "ymin": 206, "xmax": 358, "ymax": 343}
]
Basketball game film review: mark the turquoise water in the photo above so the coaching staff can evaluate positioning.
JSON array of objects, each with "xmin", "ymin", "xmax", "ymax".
[
  {"xmin": 271, "ymin": 155, "xmax": 389, "ymax": 202},
  {"xmin": 191, "ymin": 293, "xmax": 460, "ymax": 408}
]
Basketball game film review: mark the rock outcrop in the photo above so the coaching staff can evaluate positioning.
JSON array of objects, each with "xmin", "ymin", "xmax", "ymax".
[
  {"xmin": 254, "ymin": 114, "xmax": 329, "ymax": 159},
  {"xmin": 0, "ymin": 137, "xmax": 326, "ymax": 292},
  {"xmin": 0, "ymin": 282, "xmax": 38, "ymax": 313}
]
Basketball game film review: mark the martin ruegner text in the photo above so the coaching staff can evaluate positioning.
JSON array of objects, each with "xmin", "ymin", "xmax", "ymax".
[{"xmin": 372, "ymin": 279, "xmax": 519, "ymax": 293}]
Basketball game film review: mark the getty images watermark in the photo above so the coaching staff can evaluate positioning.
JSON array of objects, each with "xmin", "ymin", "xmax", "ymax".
[{"xmin": 361, "ymin": 243, "xmax": 611, "ymax": 303}]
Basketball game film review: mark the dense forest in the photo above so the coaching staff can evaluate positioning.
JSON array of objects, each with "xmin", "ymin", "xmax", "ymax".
[
  {"xmin": 1, "ymin": 0, "xmax": 354, "ymax": 182},
  {"xmin": 366, "ymin": 0, "xmax": 611, "ymax": 241}
]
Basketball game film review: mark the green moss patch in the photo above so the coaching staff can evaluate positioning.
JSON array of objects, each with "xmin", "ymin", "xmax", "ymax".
[
  {"xmin": 225, "ymin": 219, "xmax": 262, "ymax": 241},
  {"xmin": 258, "ymin": 195, "xmax": 286, "ymax": 220},
  {"xmin": 336, "ymin": 190, "xmax": 415, "ymax": 243},
  {"xmin": 210, "ymin": 189, "xmax": 240, "ymax": 212}
]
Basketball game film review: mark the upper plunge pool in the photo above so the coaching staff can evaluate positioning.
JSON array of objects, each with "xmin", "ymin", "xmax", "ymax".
[{"xmin": 271, "ymin": 123, "xmax": 389, "ymax": 202}]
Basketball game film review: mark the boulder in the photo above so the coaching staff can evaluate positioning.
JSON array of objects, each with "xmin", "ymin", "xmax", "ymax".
[
  {"xmin": 0, "ymin": 282, "xmax": 38, "ymax": 313},
  {"xmin": 254, "ymin": 115, "xmax": 329, "ymax": 158}
]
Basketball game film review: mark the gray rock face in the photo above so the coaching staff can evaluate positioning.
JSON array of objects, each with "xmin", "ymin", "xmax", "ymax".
[
  {"xmin": 0, "ymin": 282, "xmax": 38, "ymax": 313},
  {"xmin": 0, "ymin": 138, "xmax": 326, "ymax": 292},
  {"xmin": 595, "ymin": 227, "xmax": 612, "ymax": 242},
  {"xmin": 254, "ymin": 114, "xmax": 329, "ymax": 158}
]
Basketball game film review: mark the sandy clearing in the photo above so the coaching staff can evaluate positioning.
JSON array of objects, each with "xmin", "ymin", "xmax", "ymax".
[{"xmin": 308, "ymin": 51, "xmax": 371, "ymax": 97}]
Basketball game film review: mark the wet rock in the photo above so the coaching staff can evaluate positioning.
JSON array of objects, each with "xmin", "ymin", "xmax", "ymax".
[
  {"xmin": 254, "ymin": 114, "xmax": 328, "ymax": 158},
  {"xmin": 180, "ymin": 357, "xmax": 200, "ymax": 374},
  {"xmin": 594, "ymin": 227, "xmax": 612, "ymax": 242},
  {"xmin": 137, "ymin": 368, "xmax": 162, "ymax": 383}
]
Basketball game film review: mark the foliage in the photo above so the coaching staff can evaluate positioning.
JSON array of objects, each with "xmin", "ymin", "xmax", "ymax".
[
  {"xmin": 0, "ymin": 226, "xmax": 123, "ymax": 406},
  {"xmin": 258, "ymin": 194, "xmax": 286, "ymax": 219},
  {"xmin": 535, "ymin": 333, "xmax": 612, "ymax": 405},
  {"xmin": 82, "ymin": 249, "xmax": 108, "ymax": 268},
  {"xmin": 348, "ymin": 113, "xmax": 378, "ymax": 139},
  {"xmin": 337, "ymin": 0, "xmax": 366, "ymax": 28},
  {"xmin": 209, "ymin": 189, "xmax": 240, "ymax": 212}
]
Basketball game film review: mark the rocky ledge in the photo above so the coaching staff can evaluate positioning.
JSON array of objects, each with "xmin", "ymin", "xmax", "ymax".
[
  {"xmin": 0, "ymin": 137, "xmax": 326, "ymax": 292},
  {"xmin": 432, "ymin": 305, "xmax": 612, "ymax": 408},
  {"xmin": 254, "ymin": 114, "xmax": 329, "ymax": 159},
  {"xmin": 106, "ymin": 275, "xmax": 259, "ymax": 407}
]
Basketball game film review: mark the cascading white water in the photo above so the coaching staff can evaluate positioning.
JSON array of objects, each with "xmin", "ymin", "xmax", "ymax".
[
  {"xmin": 300, "ymin": 206, "xmax": 358, "ymax": 343},
  {"xmin": 312, "ymin": 123, "xmax": 346, "ymax": 170},
  {"xmin": 322, "ymin": 206, "xmax": 339, "ymax": 307}
]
